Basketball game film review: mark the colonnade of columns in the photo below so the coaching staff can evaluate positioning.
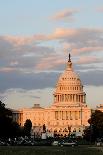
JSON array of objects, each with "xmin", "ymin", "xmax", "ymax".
[
  {"xmin": 13, "ymin": 113, "xmax": 23, "ymax": 125},
  {"xmin": 55, "ymin": 110, "xmax": 82, "ymax": 120},
  {"xmin": 54, "ymin": 94, "xmax": 86, "ymax": 103}
]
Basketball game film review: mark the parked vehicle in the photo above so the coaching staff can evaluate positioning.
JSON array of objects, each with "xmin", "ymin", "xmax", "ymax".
[
  {"xmin": 52, "ymin": 140, "xmax": 59, "ymax": 146},
  {"xmin": 58, "ymin": 139, "xmax": 78, "ymax": 147}
]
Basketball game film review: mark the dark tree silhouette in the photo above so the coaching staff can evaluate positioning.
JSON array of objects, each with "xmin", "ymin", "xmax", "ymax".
[
  {"xmin": 23, "ymin": 119, "xmax": 32, "ymax": 137},
  {"xmin": 0, "ymin": 101, "xmax": 21, "ymax": 138},
  {"xmin": 84, "ymin": 110, "xmax": 103, "ymax": 141}
]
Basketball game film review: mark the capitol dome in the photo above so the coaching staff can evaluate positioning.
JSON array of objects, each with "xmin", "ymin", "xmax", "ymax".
[{"xmin": 53, "ymin": 54, "xmax": 86, "ymax": 107}]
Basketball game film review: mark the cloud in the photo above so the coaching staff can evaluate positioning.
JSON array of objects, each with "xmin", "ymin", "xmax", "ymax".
[
  {"xmin": 76, "ymin": 56, "xmax": 103, "ymax": 64},
  {"xmin": 48, "ymin": 27, "xmax": 103, "ymax": 41},
  {"xmin": 3, "ymin": 34, "xmax": 47, "ymax": 46},
  {"xmin": 0, "ymin": 67, "xmax": 15, "ymax": 73},
  {"xmin": 0, "ymin": 71, "xmax": 60, "ymax": 91},
  {"xmin": 0, "ymin": 88, "xmax": 54, "ymax": 109},
  {"xmin": 0, "ymin": 28, "xmax": 103, "ymax": 74},
  {"xmin": 0, "ymin": 35, "xmax": 57, "ymax": 73},
  {"xmin": 35, "ymin": 55, "xmax": 65, "ymax": 70},
  {"xmin": 10, "ymin": 61, "xmax": 18, "ymax": 66},
  {"xmin": 72, "ymin": 47, "xmax": 103, "ymax": 55},
  {"xmin": 0, "ymin": 66, "xmax": 103, "ymax": 92},
  {"xmin": 48, "ymin": 28, "xmax": 77, "ymax": 39},
  {"xmin": 47, "ymin": 28, "xmax": 103, "ymax": 57},
  {"xmin": 97, "ymin": 7, "xmax": 103, "ymax": 12},
  {"xmin": 79, "ymin": 70, "xmax": 103, "ymax": 86},
  {"xmin": 51, "ymin": 9, "xmax": 78, "ymax": 21}
]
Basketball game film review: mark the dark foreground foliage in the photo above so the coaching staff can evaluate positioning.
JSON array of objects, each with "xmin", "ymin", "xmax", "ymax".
[
  {"xmin": 84, "ymin": 110, "xmax": 103, "ymax": 142},
  {"xmin": 0, "ymin": 146, "xmax": 103, "ymax": 155},
  {"xmin": 0, "ymin": 101, "xmax": 32, "ymax": 138}
]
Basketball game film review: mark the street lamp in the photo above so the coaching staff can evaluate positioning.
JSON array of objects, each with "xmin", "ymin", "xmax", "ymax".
[{"xmin": 81, "ymin": 104, "xmax": 82, "ymax": 126}]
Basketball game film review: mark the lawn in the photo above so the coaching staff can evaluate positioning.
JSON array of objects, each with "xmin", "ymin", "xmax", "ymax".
[{"xmin": 0, "ymin": 146, "xmax": 102, "ymax": 155}]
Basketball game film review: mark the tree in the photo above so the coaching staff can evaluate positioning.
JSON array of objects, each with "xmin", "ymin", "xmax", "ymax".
[
  {"xmin": 0, "ymin": 101, "xmax": 21, "ymax": 138},
  {"xmin": 0, "ymin": 101, "xmax": 12, "ymax": 118},
  {"xmin": 0, "ymin": 101, "xmax": 12, "ymax": 138},
  {"xmin": 23, "ymin": 119, "xmax": 32, "ymax": 137},
  {"xmin": 84, "ymin": 110, "xmax": 103, "ymax": 141}
]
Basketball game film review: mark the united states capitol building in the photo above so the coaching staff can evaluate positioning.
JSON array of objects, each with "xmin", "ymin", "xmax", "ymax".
[{"xmin": 13, "ymin": 54, "xmax": 92, "ymax": 136}]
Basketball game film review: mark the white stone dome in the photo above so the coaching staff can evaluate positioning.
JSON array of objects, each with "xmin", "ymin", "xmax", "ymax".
[
  {"xmin": 58, "ymin": 68, "xmax": 81, "ymax": 86},
  {"xmin": 53, "ymin": 54, "xmax": 86, "ymax": 107},
  {"xmin": 56, "ymin": 57, "xmax": 83, "ymax": 93}
]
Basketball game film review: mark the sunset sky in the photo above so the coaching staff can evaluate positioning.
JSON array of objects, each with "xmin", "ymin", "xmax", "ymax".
[{"xmin": 0, "ymin": 0, "xmax": 103, "ymax": 109}]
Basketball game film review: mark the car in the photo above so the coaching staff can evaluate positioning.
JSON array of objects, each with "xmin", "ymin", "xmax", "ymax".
[
  {"xmin": 52, "ymin": 140, "xmax": 59, "ymax": 146},
  {"xmin": 58, "ymin": 139, "xmax": 78, "ymax": 147},
  {"xmin": 96, "ymin": 138, "xmax": 103, "ymax": 146}
]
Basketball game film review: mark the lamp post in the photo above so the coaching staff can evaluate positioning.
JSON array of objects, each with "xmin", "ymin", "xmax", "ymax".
[{"xmin": 81, "ymin": 104, "xmax": 82, "ymax": 126}]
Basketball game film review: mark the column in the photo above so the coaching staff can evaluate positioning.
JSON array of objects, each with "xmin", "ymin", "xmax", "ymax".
[
  {"xmin": 54, "ymin": 95, "xmax": 56, "ymax": 102},
  {"xmin": 72, "ymin": 111, "xmax": 74, "ymax": 120},
  {"xmin": 70, "ymin": 111, "xmax": 72, "ymax": 120},
  {"xmin": 71, "ymin": 94, "xmax": 73, "ymax": 102},
  {"xmin": 65, "ymin": 94, "xmax": 68, "ymax": 102},
  {"xmin": 57, "ymin": 111, "xmax": 58, "ymax": 120},
  {"xmin": 62, "ymin": 94, "xmax": 64, "ymax": 102},
  {"xmin": 76, "ymin": 94, "xmax": 78, "ymax": 102},
  {"xmin": 79, "ymin": 95, "xmax": 80, "ymax": 102},
  {"xmin": 79, "ymin": 111, "xmax": 81, "ymax": 119},
  {"xmin": 70, "ymin": 94, "xmax": 71, "ymax": 102},
  {"xmin": 80, "ymin": 95, "xmax": 81, "ymax": 103},
  {"xmin": 64, "ymin": 111, "xmax": 66, "ymax": 120},
  {"xmin": 75, "ymin": 111, "xmax": 78, "ymax": 120},
  {"xmin": 58, "ymin": 111, "xmax": 59, "ymax": 120},
  {"xmin": 60, "ymin": 111, "xmax": 61, "ymax": 119},
  {"xmin": 73, "ymin": 94, "xmax": 75, "ymax": 102},
  {"xmin": 81, "ymin": 95, "xmax": 83, "ymax": 103},
  {"xmin": 67, "ymin": 111, "xmax": 69, "ymax": 120},
  {"xmin": 60, "ymin": 95, "xmax": 61, "ymax": 102},
  {"xmin": 58, "ymin": 95, "xmax": 59, "ymax": 102},
  {"xmin": 68, "ymin": 94, "xmax": 70, "ymax": 102},
  {"xmin": 74, "ymin": 94, "xmax": 77, "ymax": 102},
  {"xmin": 55, "ymin": 111, "xmax": 57, "ymax": 119},
  {"xmin": 66, "ymin": 111, "xmax": 68, "ymax": 120},
  {"xmin": 56, "ymin": 95, "xmax": 58, "ymax": 102},
  {"xmin": 81, "ymin": 95, "xmax": 82, "ymax": 103},
  {"xmin": 62, "ymin": 111, "xmax": 63, "ymax": 120}
]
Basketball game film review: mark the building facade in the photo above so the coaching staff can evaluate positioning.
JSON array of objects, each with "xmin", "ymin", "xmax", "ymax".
[{"xmin": 13, "ymin": 54, "xmax": 91, "ymax": 136}]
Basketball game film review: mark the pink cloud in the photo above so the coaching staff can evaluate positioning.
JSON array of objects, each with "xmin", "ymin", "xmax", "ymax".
[
  {"xmin": 0, "ymin": 67, "xmax": 15, "ymax": 73},
  {"xmin": 3, "ymin": 34, "xmax": 47, "ymax": 46},
  {"xmin": 77, "ymin": 56, "xmax": 102, "ymax": 64},
  {"xmin": 35, "ymin": 56, "xmax": 65, "ymax": 70},
  {"xmin": 48, "ymin": 28, "xmax": 77, "ymax": 39},
  {"xmin": 52, "ymin": 9, "xmax": 78, "ymax": 21},
  {"xmin": 47, "ymin": 27, "xmax": 103, "ymax": 41},
  {"xmin": 72, "ymin": 47, "xmax": 103, "ymax": 55}
]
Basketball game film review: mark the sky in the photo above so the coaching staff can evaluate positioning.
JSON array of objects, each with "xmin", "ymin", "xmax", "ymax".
[{"xmin": 0, "ymin": 0, "xmax": 103, "ymax": 109}]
